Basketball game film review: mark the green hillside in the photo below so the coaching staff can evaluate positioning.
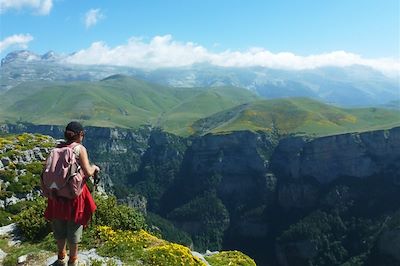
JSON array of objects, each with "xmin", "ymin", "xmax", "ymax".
[
  {"xmin": 0, "ymin": 76, "xmax": 193, "ymax": 128},
  {"xmin": 160, "ymin": 86, "xmax": 259, "ymax": 135},
  {"xmin": 192, "ymin": 97, "xmax": 400, "ymax": 136},
  {"xmin": 1, "ymin": 76, "xmax": 398, "ymax": 137},
  {"xmin": 0, "ymin": 76, "xmax": 259, "ymax": 134}
]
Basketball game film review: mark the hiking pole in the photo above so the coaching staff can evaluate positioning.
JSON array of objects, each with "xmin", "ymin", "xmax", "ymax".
[
  {"xmin": 93, "ymin": 170, "xmax": 100, "ymax": 194},
  {"xmin": 91, "ymin": 170, "xmax": 100, "ymax": 227}
]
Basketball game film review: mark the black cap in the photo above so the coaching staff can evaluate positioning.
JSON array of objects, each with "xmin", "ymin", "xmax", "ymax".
[{"xmin": 65, "ymin": 121, "xmax": 84, "ymax": 133}]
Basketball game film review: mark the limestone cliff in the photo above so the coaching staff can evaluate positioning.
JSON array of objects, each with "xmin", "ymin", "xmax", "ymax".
[
  {"xmin": 271, "ymin": 127, "xmax": 400, "ymax": 209},
  {"xmin": 272, "ymin": 127, "xmax": 400, "ymax": 183}
]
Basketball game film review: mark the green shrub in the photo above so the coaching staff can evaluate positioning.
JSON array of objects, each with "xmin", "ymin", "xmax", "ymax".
[
  {"xmin": 3, "ymin": 150, "xmax": 21, "ymax": 160},
  {"xmin": 6, "ymin": 200, "xmax": 37, "ymax": 215},
  {"xmin": 7, "ymin": 172, "xmax": 39, "ymax": 194},
  {"xmin": 0, "ymin": 209, "xmax": 13, "ymax": 226},
  {"xmin": 16, "ymin": 162, "xmax": 25, "ymax": 170},
  {"xmin": 205, "ymin": 251, "xmax": 257, "ymax": 266},
  {"xmin": 92, "ymin": 195, "xmax": 147, "ymax": 231},
  {"xmin": 26, "ymin": 161, "xmax": 44, "ymax": 175},
  {"xmin": 143, "ymin": 242, "xmax": 206, "ymax": 266},
  {"xmin": 0, "ymin": 170, "xmax": 15, "ymax": 183},
  {"xmin": 0, "ymin": 190, "xmax": 13, "ymax": 200},
  {"xmin": 15, "ymin": 197, "xmax": 50, "ymax": 241},
  {"xmin": 20, "ymin": 172, "xmax": 40, "ymax": 188},
  {"xmin": 7, "ymin": 182, "xmax": 26, "ymax": 194}
]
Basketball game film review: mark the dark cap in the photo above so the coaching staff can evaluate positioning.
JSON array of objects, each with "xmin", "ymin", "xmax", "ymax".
[{"xmin": 65, "ymin": 121, "xmax": 84, "ymax": 133}]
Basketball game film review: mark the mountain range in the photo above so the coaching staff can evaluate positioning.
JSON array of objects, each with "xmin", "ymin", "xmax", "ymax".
[
  {"xmin": 0, "ymin": 73, "xmax": 399, "ymax": 137},
  {"xmin": 1, "ymin": 50, "xmax": 399, "ymax": 107}
]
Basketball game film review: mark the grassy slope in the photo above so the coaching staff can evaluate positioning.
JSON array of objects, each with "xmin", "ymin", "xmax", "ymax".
[
  {"xmin": 0, "ymin": 76, "xmax": 198, "ymax": 128},
  {"xmin": 0, "ymin": 77, "xmax": 259, "ymax": 134},
  {"xmin": 192, "ymin": 98, "xmax": 400, "ymax": 136},
  {"xmin": 1, "ymin": 76, "xmax": 398, "ymax": 137},
  {"xmin": 160, "ymin": 86, "xmax": 259, "ymax": 135}
]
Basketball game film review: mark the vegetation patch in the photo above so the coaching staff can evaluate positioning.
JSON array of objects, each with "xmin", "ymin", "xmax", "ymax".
[{"xmin": 205, "ymin": 251, "xmax": 257, "ymax": 266}]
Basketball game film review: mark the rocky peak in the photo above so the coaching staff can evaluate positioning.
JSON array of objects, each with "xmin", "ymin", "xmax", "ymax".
[
  {"xmin": 40, "ymin": 50, "xmax": 59, "ymax": 61},
  {"xmin": 1, "ymin": 50, "xmax": 40, "ymax": 66}
]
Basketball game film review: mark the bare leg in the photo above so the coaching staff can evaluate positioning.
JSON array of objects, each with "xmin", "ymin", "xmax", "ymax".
[
  {"xmin": 68, "ymin": 242, "xmax": 79, "ymax": 263},
  {"xmin": 56, "ymin": 239, "xmax": 67, "ymax": 258}
]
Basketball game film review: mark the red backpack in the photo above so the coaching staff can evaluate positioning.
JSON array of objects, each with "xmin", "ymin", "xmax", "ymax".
[{"xmin": 41, "ymin": 142, "xmax": 85, "ymax": 199}]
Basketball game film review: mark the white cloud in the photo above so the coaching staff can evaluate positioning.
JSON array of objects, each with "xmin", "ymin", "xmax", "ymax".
[
  {"xmin": 85, "ymin": 8, "xmax": 104, "ymax": 29},
  {"xmin": 65, "ymin": 35, "xmax": 400, "ymax": 77},
  {"xmin": 0, "ymin": 0, "xmax": 53, "ymax": 15},
  {"xmin": 0, "ymin": 34, "xmax": 34, "ymax": 53}
]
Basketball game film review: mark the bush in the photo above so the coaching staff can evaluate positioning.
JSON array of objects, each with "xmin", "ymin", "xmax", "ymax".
[
  {"xmin": 0, "ymin": 190, "xmax": 13, "ymax": 200},
  {"xmin": 26, "ymin": 161, "xmax": 44, "ymax": 175},
  {"xmin": 7, "ymin": 172, "xmax": 39, "ymax": 194},
  {"xmin": 15, "ymin": 197, "xmax": 50, "ymax": 241},
  {"xmin": 92, "ymin": 195, "xmax": 147, "ymax": 231},
  {"xmin": 96, "ymin": 226, "xmax": 162, "ymax": 262},
  {"xmin": 144, "ymin": 243, "xmax": 206, "ymax": 266},
  {"xmin": 6, "ymin": 200, "xmax": 37, "ymax": 215},
  {"xmin": 0, "ymin": 209, "xmax": 13, "ymax": 226},
  {"xmin": 6, "ymin": 182, "xmax": 25, "ymax": 194},
  {"xmin": 0, "ymin": 170, "xmax": 15, "ymax": 183},
  {"xmin": 205, "ymin": 251, "xmax": 257, "ymax": 266}
]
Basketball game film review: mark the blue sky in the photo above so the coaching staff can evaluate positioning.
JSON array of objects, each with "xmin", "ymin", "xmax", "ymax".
[{"xmin": 0, "ymin": 0, "xmax": 399, "ymax": 74}]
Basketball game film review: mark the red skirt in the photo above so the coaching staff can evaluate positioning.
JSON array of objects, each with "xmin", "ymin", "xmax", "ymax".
[{"xmin": 44, "ymin": 184, "xmax": 96, "ymax": 226}]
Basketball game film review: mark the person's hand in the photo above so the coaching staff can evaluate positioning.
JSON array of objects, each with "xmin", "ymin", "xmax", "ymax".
[{"xmin": 94, "ymin": 165, "xmax": 100, "ymax": 173}]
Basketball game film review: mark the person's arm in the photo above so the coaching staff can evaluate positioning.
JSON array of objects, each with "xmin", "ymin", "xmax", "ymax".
[{"xmin": 78, "ymin": 145, "xmax": 100, "ymax": 177}]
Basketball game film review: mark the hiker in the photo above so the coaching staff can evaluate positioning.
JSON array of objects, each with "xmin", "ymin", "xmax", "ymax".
[{"xmin": 43, "ymin": 121, "xmax": 99, "ymax": 266}]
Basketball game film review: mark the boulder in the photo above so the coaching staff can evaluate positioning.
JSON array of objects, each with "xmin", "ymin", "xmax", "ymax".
[
  {"xmin": 1, "ymin": 157, "xmax": 11, "ymax": 167},
  {"xmin": 33, "ymin": 147, "xmax": 46, "ymax": 160}
]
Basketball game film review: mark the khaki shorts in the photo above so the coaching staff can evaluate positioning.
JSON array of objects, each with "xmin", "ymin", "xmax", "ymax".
[{"xmin": 52, "ymin": 219, "xmax": 83, "ymax": 244}]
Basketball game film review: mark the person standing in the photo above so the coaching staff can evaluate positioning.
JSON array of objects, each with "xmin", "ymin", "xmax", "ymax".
[{"xmin": 44, "ymin": 121, "xmax": 99, "ymax": 266}]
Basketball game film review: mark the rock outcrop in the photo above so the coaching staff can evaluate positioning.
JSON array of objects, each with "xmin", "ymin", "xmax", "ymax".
[{"xmin": 0, "ymin": 133, "xmax": 54, "ymax": 208}]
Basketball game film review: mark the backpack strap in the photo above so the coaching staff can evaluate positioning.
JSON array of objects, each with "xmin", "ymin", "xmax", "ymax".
[
  {"xmin": 59, "ymin": 142, "xmax": 82, "ymax": 158},
  {"xmin": 65, "ymin": 142, "xmax": 81, "ymax": 149}
]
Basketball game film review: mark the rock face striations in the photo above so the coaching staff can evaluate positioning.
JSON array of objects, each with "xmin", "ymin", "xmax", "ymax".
[
  {"xmin": 270, "ymin": 127, "xmax": 400, "ymax": 210},
  {"xmin": 2, "ymin": 123, "xmax": 400, "ymax": 265},
  {"xmin": 272, "ymin": 127, "xmax": 400, "ymax": 183}
]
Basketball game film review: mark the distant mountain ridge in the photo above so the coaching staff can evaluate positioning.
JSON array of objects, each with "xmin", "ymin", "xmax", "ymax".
[{"xmin": 1, "ymin": 50, "xmax": 399, "ymax": 107}]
